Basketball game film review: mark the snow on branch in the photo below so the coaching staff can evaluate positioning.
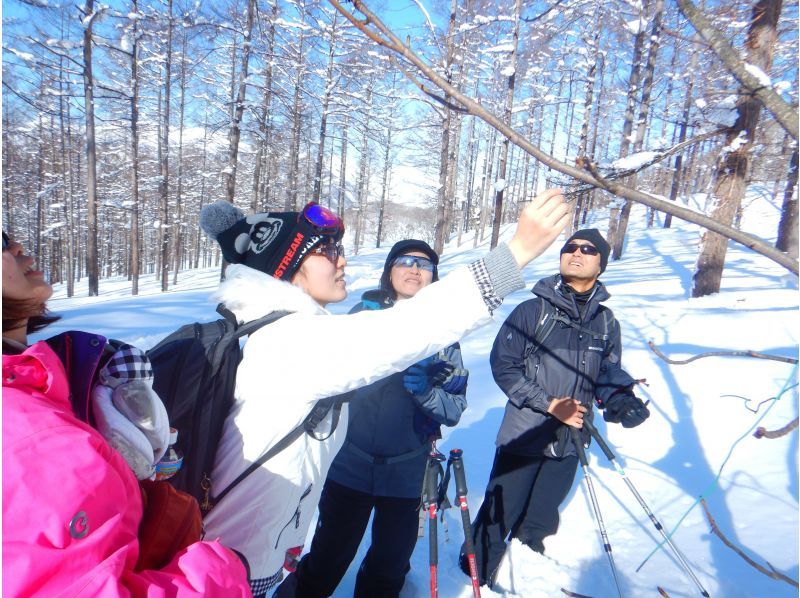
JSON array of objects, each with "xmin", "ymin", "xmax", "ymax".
[
  {"xmin": 326, "ymin": 0, "xmax": 799, "ymax": 277},
  {"xmin": 676, "ymin": 0, "xmax": 798, "ymax": 140}
]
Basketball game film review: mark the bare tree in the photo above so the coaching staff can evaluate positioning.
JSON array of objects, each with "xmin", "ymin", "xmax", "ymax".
[{"xmin": 692, "ymin": 0, "xmax": 782, "ymax": 297}]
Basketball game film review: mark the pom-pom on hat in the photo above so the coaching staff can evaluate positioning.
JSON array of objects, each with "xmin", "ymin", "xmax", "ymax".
[
  {"xmin": 561, "ymin": 228, "xmax": 611, "ymax": 274},
  {"xmin": 200, "ymin": 201, "xmax": 344, "ymax": 281}
]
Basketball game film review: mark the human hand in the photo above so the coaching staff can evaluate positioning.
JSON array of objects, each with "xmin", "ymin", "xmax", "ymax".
[
  {"xmin": 603, "ymin": 393, "xmax": 650, "ymax": 428},
  {"xmin": 546, "ymin": 397, "xmax": 587, "ymax": 428},
  {"xmin": 507, "ymin": 188, "xmax": 571, "ymax": 268},
  {"xmin": 403, "ymin": 364, "xmax": 433, "ymax": 396}
]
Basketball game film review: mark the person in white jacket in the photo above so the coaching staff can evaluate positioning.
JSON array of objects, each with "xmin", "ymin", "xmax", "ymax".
[{"xmin": 198, "ymin": 191, "xmax": 569, "ymax": 597}]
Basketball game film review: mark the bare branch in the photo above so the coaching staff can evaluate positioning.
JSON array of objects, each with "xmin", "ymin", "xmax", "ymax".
[
  {"xmin": 754, "ymin": 417, "xmax": 799, "ymax": 439},
  {"xmin": 676, "ymin": 0, "xmax": 798, "ymax": 140},
  {"xmin": 326, "ymin": 0, "xmax": 799, "ymax": 276},
  {"xmin": 647, "ymin": 341, "xmax": 798, "ymax": 365},
  {"xmin": 701, "ymin": 499, "xmax": 799, "ymax": 588}
]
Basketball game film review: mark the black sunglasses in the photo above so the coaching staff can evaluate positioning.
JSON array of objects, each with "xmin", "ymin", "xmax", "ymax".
[
  {"xmin": 2, "ymin": 231, "xmax": 9, "ymax": 251},
  {"xmin": 561, "ymin": 242, "xmax": 599, "ymax": 256},
  {"xmin": 392, "ymin": 255, "xmax": 435, "ymax": 272},
  {"xmin": 311, "ymin": 240, "xmax": 345, "ymax": 264}
]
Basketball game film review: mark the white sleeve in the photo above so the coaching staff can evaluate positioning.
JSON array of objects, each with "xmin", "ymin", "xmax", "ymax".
[{"xmin": 236, "ymin": 265, "xmax": 493, "ymax": 407}]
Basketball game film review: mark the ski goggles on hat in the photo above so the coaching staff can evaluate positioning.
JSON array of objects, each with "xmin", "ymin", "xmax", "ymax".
[
  {"xmin": 311, "ymin": 239, "xmax": 345, "ymax": 264},
  {"xmin": 392, "ymin": 255, "xmax": 435, "ymax": 272},
  {"xmin": 561, "ymin": 242, "xmax": 599, "ymax": 256},
  {"xmin": 2, "ymin": 231, "xmax": 9, "ymax": 250},
  {"xmin": 301, "ymin": 202, "xmax": 343, "ymax": 236}
]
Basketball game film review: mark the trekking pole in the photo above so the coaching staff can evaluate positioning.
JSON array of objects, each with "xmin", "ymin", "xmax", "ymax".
[
  {"xmin": 571, "ymin": 427, "xmax": 624, "ymax": 598},
  {"xmin": 425, "ymin": 451, "xmax": 442, "ymax": 598},
  {"xmin": 449, "ymin": 449, "xmax": 481, "ymax": 598},
  {"xmin": 583, "ymin": 419, "xmax": 710, "ymax": 597}
]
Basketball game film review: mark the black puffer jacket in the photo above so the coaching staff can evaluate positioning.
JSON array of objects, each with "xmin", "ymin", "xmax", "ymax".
[{"xmin": 490, "ymin": 274, "xmax": 635, "ymax": 458}]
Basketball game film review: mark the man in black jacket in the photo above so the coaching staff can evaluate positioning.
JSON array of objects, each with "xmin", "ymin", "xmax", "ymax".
[{"xmin": 462, "ymin": 228, "xmax": 650, "ymax": 588}]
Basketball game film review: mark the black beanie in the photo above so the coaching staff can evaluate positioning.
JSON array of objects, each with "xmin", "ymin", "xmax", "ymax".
[
  {"xmin": 380, "ymin": 239, "xmax": 439, "ymax": 297},
  {"xmin": 562, "ymin": 228, "xmax": 610, "ymax": 274},
  {"xmin": 200, "ymin": 201, "xmax": 343, "ymax": 281}
]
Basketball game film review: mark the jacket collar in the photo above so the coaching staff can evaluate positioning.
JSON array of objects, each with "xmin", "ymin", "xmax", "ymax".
[
  {"xmin": 532, "ymin": 274, "xmax": 610, "ymax": 320},
  {"xmin": 212, "ymin": 263, "xmax": 328, "ymax": 323},
  {"xmin": 3, "ymin": 341, "xmax": 69, "ymax": 405}
]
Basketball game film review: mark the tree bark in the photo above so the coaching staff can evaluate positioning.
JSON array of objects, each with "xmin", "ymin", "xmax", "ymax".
[
  {"xmin": 82, "ymin": 0, "xmax": 100, "ymax": 296},
  {"xmin": 491, "ymin": 0, "xmax": 522, "ymax": 250},
  {"xmin": 775, "ymin": 145, "xmax": 798, "ymax": 257},
  {"xmin": 224, "ymin": 0, "xmax": 256, "ymax": 204},
  {"xmin": 692, "ymin": 0, "xmax": 782, "ymax": 297},
  {"xmin": 129, "ymin": 0, "xmax": 141, "ymax": 295}
]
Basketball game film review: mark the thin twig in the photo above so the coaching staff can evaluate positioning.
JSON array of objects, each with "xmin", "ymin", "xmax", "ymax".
[
  {"xmin": 754, "ymin": 417, "xmax": 799, "ymax": 439},
  {"xmin": 657, "ymin": 588, "xmax": 671, "ymax": 598},
  {"xmin": 648, "ymin": 341, "xmax": 798, "ymax": 365},
  {"xmin": 700, "ymin": 499, "xmax": 799, "ymax": 588},
  {"xmin": 326, "ymin": 0, "xmax": 799, "ymax": 276},
  {"xmin": 560, "ymin": 589, "xmax": 593, "ymax": 598}
]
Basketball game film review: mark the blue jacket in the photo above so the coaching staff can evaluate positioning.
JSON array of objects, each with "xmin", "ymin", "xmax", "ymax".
[
  {"xmin": 326, "ymin": 290, "xmax": 469, "ymax": 498},
  {"xmin": 490, "ymin": 274, "xmax": 635, "ymax": 458}
]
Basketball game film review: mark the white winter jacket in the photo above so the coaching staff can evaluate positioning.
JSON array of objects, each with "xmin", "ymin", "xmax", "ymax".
[{"xmin": 202, "ymin": 259, "xmax": 505, "ymax": 581}]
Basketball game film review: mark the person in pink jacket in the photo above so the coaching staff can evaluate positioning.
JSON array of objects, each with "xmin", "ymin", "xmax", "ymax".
[{"xmin": 2, "ymin": 230, "xmax": 252, "ymax": 597}]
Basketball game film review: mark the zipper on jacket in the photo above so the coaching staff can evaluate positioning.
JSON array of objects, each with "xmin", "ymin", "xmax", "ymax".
[{"xmin": 274, "ymin": 484, "xmax": 313, "ymax": 549}]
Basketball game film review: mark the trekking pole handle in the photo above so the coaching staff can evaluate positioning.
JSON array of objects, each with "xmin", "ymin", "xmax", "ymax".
[
  {"xmin": 570, "ymin": 427, "xmax": 589, "ymax": 467},
  {"xmin": 449, "ymin": 449, "xmax": 468, "ymax": 497},
  {"xmin": 583, "ymin": 419, "xmax": 616, "ymax": 462}
]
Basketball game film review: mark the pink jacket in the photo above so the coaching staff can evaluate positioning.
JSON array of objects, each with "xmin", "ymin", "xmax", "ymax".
[{"xmin": 3, "ymin": 341, "xmax": 252, "ymax": 597}]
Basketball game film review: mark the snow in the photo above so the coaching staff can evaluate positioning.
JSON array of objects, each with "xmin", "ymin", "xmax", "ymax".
[
  {"xmin": 44, "ymin": 192, "xmax": 798, "ymax": 598},
  {"xmin": 744, "ymin": 63, "xmax": 772, "ymax": 88},
  {"xmin": 611, "ymin": 151, "xmax": 659, "ymax": 171}
]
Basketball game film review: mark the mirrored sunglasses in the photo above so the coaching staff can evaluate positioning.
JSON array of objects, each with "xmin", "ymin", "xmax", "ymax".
[
  {"xmin": 2, "ymin": 231, "xmax": 8, "ymax": 251},
  {"xmin": 301, "ymin": 202, "xmax": 343, "ymax": 235},
  {"xmin": 311, "ymin": 240, "xmax": 345, "ymax": 263},
  {"xmin": 561, "ymin": 242, "xmax": 599, "ymax": 256},
  {"xmin": 393, "ymin": 255, "xmax": 434, "ymax": 272}
]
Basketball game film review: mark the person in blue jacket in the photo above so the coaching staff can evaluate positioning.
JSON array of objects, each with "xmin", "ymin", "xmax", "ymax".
[
  {"xmin": 278, "ymin": 239, "xmax": 469, "ymax": 598},
  {"xmin": 461, "ymin": 228, "xmax": 650, "ymax": 588}
]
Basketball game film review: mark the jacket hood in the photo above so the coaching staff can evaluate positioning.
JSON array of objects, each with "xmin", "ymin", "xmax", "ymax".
[
  {"xmin": 212, "ymin": 263, "xmax": 327, "ymax": 323},
  {"xmin": 532, "ymin": 273, "xmax": 610, "ymax": 320}
]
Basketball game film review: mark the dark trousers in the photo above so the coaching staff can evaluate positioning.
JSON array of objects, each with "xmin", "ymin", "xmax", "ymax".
[
  {"xmin": 275, "ymin": 479, "xmax": 420, "ymax": 598},
  {"xmin": 466, "ymin": 449, "xmax": 577, "ymax": 585}
]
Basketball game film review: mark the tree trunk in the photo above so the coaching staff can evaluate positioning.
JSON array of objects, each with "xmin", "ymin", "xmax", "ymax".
[
  {"xmin": 665, "ymin": 34, "xmax": 700, "ymax": 229},
  {"xmin": 82, "ymin": 0, "xmax": 99, "ymax": 296},
  {"xmin": 490, "ymin": 0, "xmax": 522, "ymax": 249},
  {"xmin": 613, "ymin": 0, "xmax": 662, "ymax": 260},
  {"xmin": 158, "ymin": 0, "xmax": 173, "ymax": 292},
  {"xmin": 313, "ymin": 12, "xmax": 338, "ymax": 201},
  {"xmin": 375, "ymin": 126, "xmax": 392, "ymax": 248},
  {"xmin": 173, "ymin": 27, "xmax": 188, "ymax": 285},
  {"xmin": 223, "ymin": 0, "xmax": 256, "ymax": 204},
  {"xmin": 129, "ymin": 0, "xmax": 141, "ymax": 295},
  {"xmin": 286, "ymin": 27, "xmax": 307, "ymax": 211},
  {"xmin": 251, "ymin": 4, "xmax": 277, "ymax": 212},
  {"xmin": 692, "ymin": 0, "xmax": 781, "ymax": 297},
  {"xmin": 776, "ymin": 145, "xmax": 798, "ymax": 257},
  {"xmin": 337, "ymin": 113, "xmax": 349, "ymax": 218}
]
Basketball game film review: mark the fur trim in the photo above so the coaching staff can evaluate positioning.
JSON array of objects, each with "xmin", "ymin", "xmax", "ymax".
[{"xmin": 212, "ymin": 264, "xmax": 325, "ymax": 323}]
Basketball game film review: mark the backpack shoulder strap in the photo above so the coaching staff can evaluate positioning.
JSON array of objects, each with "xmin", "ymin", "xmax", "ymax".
[
  {"xmin": 525, "ymin": 298, "xmax": 557, "ymax": 359},
  {"xmin": 209, "ymin": 391, "xmax": 354, "ymax": 512}
]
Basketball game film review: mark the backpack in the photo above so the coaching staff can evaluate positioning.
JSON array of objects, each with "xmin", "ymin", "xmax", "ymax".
[{"xmin": 148, "ymin": 304, "xmax": 348, "ymax": 514}]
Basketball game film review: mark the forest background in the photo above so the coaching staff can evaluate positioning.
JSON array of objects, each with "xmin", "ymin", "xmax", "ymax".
[{"xmin": 2, "ymin": 0, "xmax": 798, "ymax": 298}]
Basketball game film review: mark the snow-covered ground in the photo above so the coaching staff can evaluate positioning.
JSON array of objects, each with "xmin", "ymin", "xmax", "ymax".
[{"xmin": 45, "ymin": 196, "xmax": 798, "ymax": 597}]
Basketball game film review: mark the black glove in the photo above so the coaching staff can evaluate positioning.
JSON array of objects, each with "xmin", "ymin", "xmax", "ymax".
[{"xmin": 603, "ymin": 393, "xmax": 650, "ymax": 428}]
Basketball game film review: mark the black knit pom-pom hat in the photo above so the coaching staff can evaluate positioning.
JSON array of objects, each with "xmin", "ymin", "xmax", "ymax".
[{"xmin": 200, "ymin": 201, "xmax": 344, "ymax": 281}]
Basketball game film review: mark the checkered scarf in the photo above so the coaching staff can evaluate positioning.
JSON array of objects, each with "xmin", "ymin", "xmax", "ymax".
[{"xmin": 99, "ymin": 343, "xmax": 153, "ymax": 388}]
